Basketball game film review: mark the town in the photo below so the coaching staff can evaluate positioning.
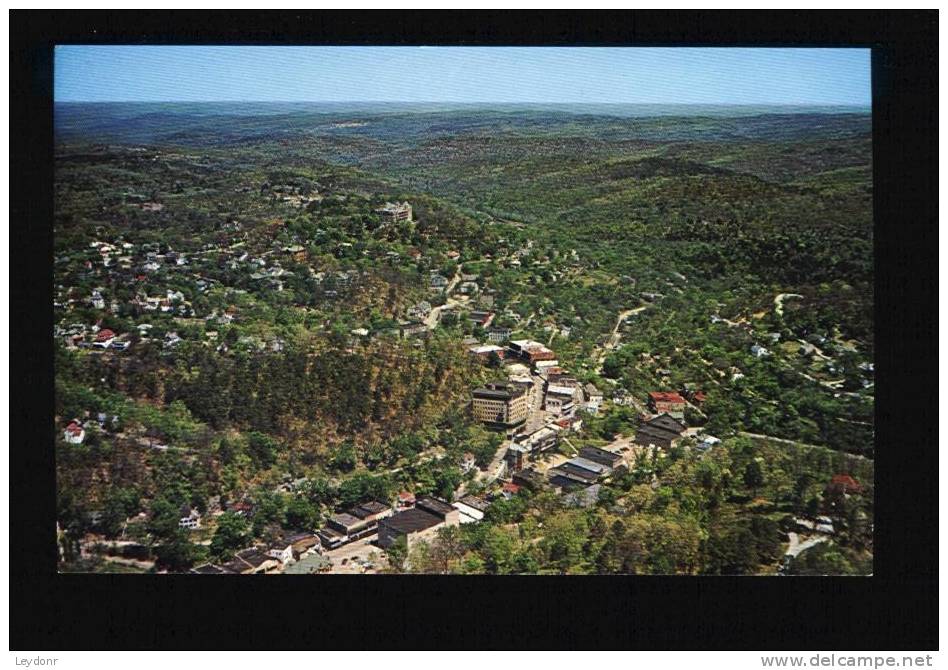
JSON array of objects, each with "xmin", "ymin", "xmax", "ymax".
[{"xmin": 54, "ymin": 102, "xmax": 874, "ymax": 576}]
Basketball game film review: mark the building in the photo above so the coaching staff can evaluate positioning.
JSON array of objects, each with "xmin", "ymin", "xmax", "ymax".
[
  {"xmin": 266, "ymin": 541, "xmax": 295, "ymax": 565},
  {"xmin": 634, "ymin": 413, "xmax": 687, "ymax": 449},
  {"xmin": 222, "ymin": 549, "xmax": 280, "ymax": 575},
  {"xmin": 452, "ymin": 496, "xmax": 489, "ymax": 524},
  {"xmin": 468, "ymin": 310, "xmax": 494, "ymax": 327},
  {"xmin": 469, "ymin": 344, "xmax": 505, "ymax": 361},
  {"xmin": 429, "ymin": 274, "xmax": 449, "ymax": 290},
  {"xmin": 460, "ymin": 452, "xmax": 477, "ymax": 473},
  {"xmin": 407, "ymin": 301, "xmax": 432, "ymax": 320},
  {"xmin": 508, "ymin": 339, "xmax": 556, "ymax": 365},
  {"xmin": 375, "ymin": 201, "xmax": 412, "ymax": 224},
  {"xmin": 178, "ymin": 506, "xmax": 202, "ymax": 530},
  {"xmin": 351, "ymin": 500, "xmax": 394, "ymax": 524},
  {"xmin": 378, "ymin": 496, "xmax": 460, "ymax": 550},
  {"xmin": 396, "ymin": 491, "xmax": 416, "ymax": 510},
  {"xmin": 93, "ymin": 328, "xmax": 116, "ymax": 349},
  {"xmin": 318, "ymin": 501, "xmax": 392, "ymax": 549},
  {"xmin": 399, "ymin": 321, "xmax": 428, "ymax": 338},
  {"xmin": 578, "ymin": 445, "xmax": 624, "ymax": 469},
  {"xmin": 63, "ymin": 420, "xmax": 85, "ymax": 445},
  {"xmin": 548, "ymin": 460, "xmax": 602, "ymax": 487},
  {"xmin": 647, "ymin": 391, "xmax": 687, "ymax": 419},
  {"xmin": 544, "ymin": 389, "xmax": 575, "ymax": 417},
  {"xmin": 827, "ymin": 474, "xmax": 863, "ymax": 496},
  {"xmin": 488, "ymin": 327, "xmax": 511, "ymax": 343},
  {"xmin": 584, "ymin": 383, "xmax": 604, "ymax": 415},
  {"xmin": 513, "ymin": 426, "xmax": 559, "ymax": 453},
  {"xmin": 471, "ymin": 383, "xmax": 529, "ymax": 427}
]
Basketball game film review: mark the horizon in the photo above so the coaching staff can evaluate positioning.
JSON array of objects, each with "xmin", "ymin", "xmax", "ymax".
[{"xmin": 55, "ymin": 46, "xmax": 872, "ymax": 106}]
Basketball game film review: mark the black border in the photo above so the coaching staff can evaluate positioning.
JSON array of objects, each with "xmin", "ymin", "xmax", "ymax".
[{"xmin": 10, "ymin": 10, "xmax": 938, "ymax": 651}]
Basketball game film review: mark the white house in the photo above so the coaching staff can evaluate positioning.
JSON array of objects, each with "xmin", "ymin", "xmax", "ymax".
[
  {"xmin": 63, "ymin": 421, "xmax": 85, "ymax": 445},
  {"xmin": 266, "ymin": 542, "xmax": 295, "ymax": 565},
  {"xmin": 178, "ymin": 507, "xmax": 202, "ymax": 530}
]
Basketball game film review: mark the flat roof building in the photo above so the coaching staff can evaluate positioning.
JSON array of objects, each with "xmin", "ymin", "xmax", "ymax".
[{"xmin": 472, "ymin": 383, "xmax": 529, "ymax": 427}]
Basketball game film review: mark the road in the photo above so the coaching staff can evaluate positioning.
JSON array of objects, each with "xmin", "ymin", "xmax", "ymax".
[
  {"xmin": 774, "ymin": 293, "xmax": 804, "ymax": 317},
  {"xmin": 424, "ymin": 271, "xmax": 466, "ymax": 329},
  {"xmin": 595, "ymin": 306, "xmax": 649, "ymax": 371},
  {"xmin": 738, "ymin": 431, "xmax": 873, "ymax": 463},
  {"xmin": 785, "ymin": 532, "xmax": 828, "ymax": 558}
]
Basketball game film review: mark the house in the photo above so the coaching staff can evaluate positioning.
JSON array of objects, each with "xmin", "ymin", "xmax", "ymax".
[
  {"xmin": 578, "ymin": 445, "xmax": 624, "ymax": 469},
  {"xmin": 266, "ymin": 541, "xmax": 295, "ymax": 565},
  {"xmin": 375, "ymin": 201, "xmax": 412, "ymax": 224},
  {"xmin": 93, "ymin": 328, "xmax": 116, "ymax": 349},
  {"xmin": 508, "ymin": 339, "xmax": 556, "ymax": 365},
  {"xmin": 407, "ymin": 301, "xmax": 432, "ymax": 320},
  {"xmin": 544, "ymin": 389, "xmax": 575, "ymax": 417},
  {"xmin": 501, "ymin": 482, "xmax": 521, "ymax": 499},
  {"xmin": 377, "ymin": 496, "xmax": 460, "ymax": 550},
  {"xmin": 647, "ymin": 391, "xmax": 687, "ymax": 419},
  {"xmin": 179, "ymin": 506, "xmax": 202, "ymax": 530},
  {"xmin": 750, "ymin": 343, "xmax": 771, "ymax": 358},
  {"xmin": 827, "ymin": 474, "xmax": 863, "ymax": 495},
  {"xmin": 460, "ymin": 452, "xmax": 477, "ymax": 473},
  {"xmin": 396, "ymin": 491, "xmax": 416, "ymax": 510},
  {"xmin": 585, "ymin": 383, "xmax": 604, "ymax": 407},
  {"xmin": 634, "ymin": 413, "xmax": 687, "ymax": 449},
  {"xmin": 547, "ymin": 461, "xmax": 600, "ymax": 487},
  {"xmin": 468, "ymin": 344, "xmax": 505, "ymax": 361},
  {"xmin": 91, "ymin": 290, "xmax": 105, "ymax": 310},
  {"xmin": 399, "ymin": 321, "xmax": 428, "ymax": 338},
  {"xmin": 429, "ymin": 274, "xmax": 449, "ymax": 290},
  {"xmin": 223, "ymin": 549, "xmax": 280, "ymax": 574},
  {"xmin": 227, "ymin": 501, "xmax": 255, "ymax": 518},
  {"xmin": 452, "ymin": 496, "xmax": 489, "ymax": 524},
  {"xmin": 63, "ymin": 420, "xmax": 85, "ymax": 445},
  {"xmin": 471, "ymin": 383, "xmax": 529, "ymax": 427},
  {"xmin": 488, "ymin": 327, "xmax": 511, "ymax": 343},
  {"xmin": 468, "ymin": 310, "xmax": 494, "ymax": 328}
]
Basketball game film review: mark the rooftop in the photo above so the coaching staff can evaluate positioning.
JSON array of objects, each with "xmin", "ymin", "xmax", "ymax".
[{"xmin": 380, "ymin": 507, "xmax": 443, "ymax": 535}]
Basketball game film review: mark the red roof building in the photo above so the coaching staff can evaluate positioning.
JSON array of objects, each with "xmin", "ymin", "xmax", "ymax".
[
  {"xmin": 95, "ymin": 329, "xmax": 116, "ymax": 342},
  {"xmin": 648, "ymin": 391, "xmax": 687, "ymax": 416},
  {"xmin": 502, "ymin": 482, "xmax": 521, "ymax": 495},
  {"xmin": 828, "ymin": 474, "xmax": 863, "ymax": 494}
]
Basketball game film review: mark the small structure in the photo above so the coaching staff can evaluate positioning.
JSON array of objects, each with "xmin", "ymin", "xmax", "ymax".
[{"xmin": 63, "ymin": 420, "xmax": 85, "ymax": 445}]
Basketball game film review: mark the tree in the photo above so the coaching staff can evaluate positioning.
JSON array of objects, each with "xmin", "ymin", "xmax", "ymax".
[
  {"xmin": 284, "ymin": 496, "xmax": 319, "ymax": 531},
  {"xmin": 743, "ymin": 459, "xmax": 765, "ymax": 496},
  {"xmin": 210, "ymin": 512, "xmax": 251, "ymax": 561}
]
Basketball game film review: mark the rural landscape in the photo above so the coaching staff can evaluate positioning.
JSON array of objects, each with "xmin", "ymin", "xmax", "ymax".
[{"xmin": 54, "ymin": 52, "xmax": 873, "ymax": 576}]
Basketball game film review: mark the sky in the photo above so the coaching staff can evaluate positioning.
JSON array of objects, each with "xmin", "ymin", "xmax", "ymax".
[{"xmin": 55, "ymin": 46, "xmax": 871, "ymax": 106}]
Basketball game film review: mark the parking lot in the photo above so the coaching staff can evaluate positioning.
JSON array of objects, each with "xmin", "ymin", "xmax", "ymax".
[{"xmin": 323, "ymin": 533, "xmax": 388, "ymax": 574}]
